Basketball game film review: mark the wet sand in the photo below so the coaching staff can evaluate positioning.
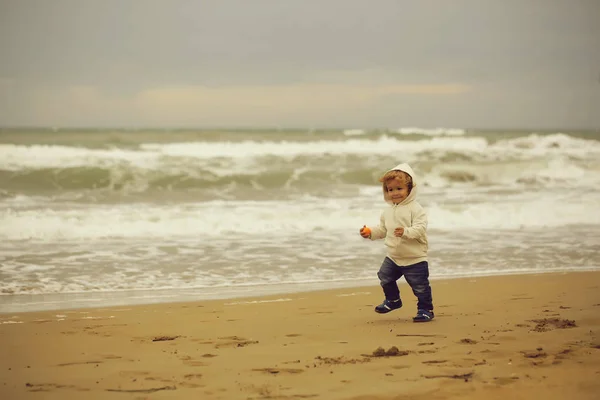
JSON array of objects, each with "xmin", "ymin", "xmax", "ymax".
[{"xmin": 1, "ymin": 271, "xmax": 599, "ymax": 399}]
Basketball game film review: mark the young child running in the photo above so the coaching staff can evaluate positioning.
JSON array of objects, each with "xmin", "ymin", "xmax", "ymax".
[{"xmin": 360, "ymin": 163, "xmax": 434, "ymax": 322}]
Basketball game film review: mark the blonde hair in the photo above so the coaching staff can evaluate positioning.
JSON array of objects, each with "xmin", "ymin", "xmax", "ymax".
[{"xmin": 379, "ymin": 170, "xmax": 413, "ymax": 201}]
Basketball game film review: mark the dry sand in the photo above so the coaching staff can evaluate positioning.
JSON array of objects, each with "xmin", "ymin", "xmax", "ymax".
[{"xmin": 1, "ymin": 271, "xmax": 599, "ymax": 400}]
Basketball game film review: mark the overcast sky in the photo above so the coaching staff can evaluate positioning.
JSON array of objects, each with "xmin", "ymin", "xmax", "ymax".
[{"xmin": 0, "ymin": 0, "xmax": 599, "ymax": 129}]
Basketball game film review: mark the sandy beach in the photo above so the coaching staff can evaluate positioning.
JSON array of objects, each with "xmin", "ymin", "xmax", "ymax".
[{"xmin": 1, "ymin": 271, "xmax": 599, "ymax": 400}]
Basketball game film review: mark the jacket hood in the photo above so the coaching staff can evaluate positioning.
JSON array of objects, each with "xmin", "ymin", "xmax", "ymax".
[{"xmin": 382, "ymin": 163, "xmax": 419, "ymax": 205}]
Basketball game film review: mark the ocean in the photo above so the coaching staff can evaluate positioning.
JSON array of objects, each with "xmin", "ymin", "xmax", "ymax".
[{"xmin": 1, "ymin": 127, "xmax": 599, "ymax": 313}]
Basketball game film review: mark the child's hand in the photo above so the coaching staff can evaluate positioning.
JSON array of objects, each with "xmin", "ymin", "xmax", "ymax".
[
  {"xmin": 394, "ymin": 227, "xmax": 404, "ymax": 237},
  {"xmin": 360, "ymin": 225, "xmax": 371, "ymax": 238}
]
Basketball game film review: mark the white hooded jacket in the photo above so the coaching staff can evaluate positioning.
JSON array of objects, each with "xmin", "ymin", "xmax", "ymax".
[{"xmin": 369, "ymin": 163, "xmax": 428, "ymax": 266}]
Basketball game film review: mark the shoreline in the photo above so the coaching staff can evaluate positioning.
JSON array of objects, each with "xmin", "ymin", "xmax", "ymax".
[
  {"xmin": 1, "ymin": 271, "xmax": 599, "ymax": 399},
  {"xmin": 2, "ymin": 268, "xmax": 600, "ymax": 314}
]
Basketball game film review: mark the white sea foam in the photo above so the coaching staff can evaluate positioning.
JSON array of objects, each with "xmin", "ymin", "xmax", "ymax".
[
  {"xmin": 395, "ymin": 127, "xmax": 466, "ymax": 136},
  {"xmin": 0, "ymin": 144, "xmax": 159, "ymax": 170},
  {"xmin": 343, "ymin": 129, "xmax": 366, "ymax": 136},
  {"xmin": 1, "ymin": 134, "xmax": 598, "ymax": 171},
  {"xmin": 1, "ymin": 191, "xmax": 598, "ymax": 242}
]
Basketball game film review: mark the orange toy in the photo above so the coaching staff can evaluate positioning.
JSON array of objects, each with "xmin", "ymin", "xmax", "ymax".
[{"xmin": 361, "ymin": 225, "xmax": 371, "ymax": 236}]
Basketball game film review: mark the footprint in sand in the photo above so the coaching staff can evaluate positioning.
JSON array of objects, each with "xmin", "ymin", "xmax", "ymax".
[
  {"xmin": 396, "ymin": 333, "xmax": 446, "ymax": 338},
  {"xmin": 316, "ymin": 355, "xmax": 371, "ymax": 365},
  {"xmin": 106, "ymin": 385, "xmax": 176, "ymax": 394},
  {"xmin": 215, "ymin": 336, "xmax": 259, "ymax": 348},
  {"xmin": 422, "ymin": 360, "xmax": 447, "ymax": 365},
  {"xmin": 57, "ymin": 360, "xmax": 103, "ymax": 367},
  {"xmin": 152, "ymin": 335, "xmax": 181, "ymax": 342},
  {"xmin": 529, "ymin": 318, "xmax": 576, "ymax": 332},
  {"xmin": 252, "ymin": 368, "xmax": 304, "ymax": 374},
  {"xmin": 190, "ymin": 338, "xmax": 214, "ymax": 345},
  {"xmin": 178, "ymin": 352, "xmax": 216, "ymax": 363},
  {"xmin": 422, "ymin": 372, "xmax": 473, "ymax": 382},
  {"xmin": 239, "ymin": 382, "xmax": 317, "ymax": 399},
  {"xmin": 144, "ymin": 376, "xmax": 177, "ymax": 384},
  {"xmin": 182, "ymin": 360, "xmax": 208, "ymax": 367},
  {"xmin": 449, "ymin": 358, "xmax": 487, "ymax": 368},
  {"xmin": 362, "ymin": 346, "xmax": 410, "ymax": 358},
  {"xmin": 552, "ymin": 348, "xmax": 574, "ymax": 364},
  {"xmin": 180, "ymin": 373, "xmax": 204, "ymax": 388},
  {"xmin": 521, "ymin": 348, "xmax": 548, "ymax": 366},
  {"xmin": 118, "ymin": 370, "xmax": 150, "ymax": 378},
  {"xmin": 101, "ymin": 354, "xmax": 124, "ymax": 360},
  {"xmin": 25, "ymin": 383, "xmax": 88, "ymax": 392},
  {"xmin": 493, "ymin": 376, "xmax": 519, "ymax": 385}
]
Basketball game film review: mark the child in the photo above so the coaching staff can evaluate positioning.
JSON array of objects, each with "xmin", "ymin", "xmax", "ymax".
[{"xmin": 360, "ymin": 163, "xmax": 434, "ymax": 322}]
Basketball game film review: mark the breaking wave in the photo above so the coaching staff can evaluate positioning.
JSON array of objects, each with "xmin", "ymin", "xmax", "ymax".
[{"xmin": 0, "ymin": 133, "xmax": 598, "ymax": 198}]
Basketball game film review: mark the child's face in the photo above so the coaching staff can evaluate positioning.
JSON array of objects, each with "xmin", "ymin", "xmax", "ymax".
[{"xmin": 386, "ymin": 178, "xmax": 410, "ymax": 204}]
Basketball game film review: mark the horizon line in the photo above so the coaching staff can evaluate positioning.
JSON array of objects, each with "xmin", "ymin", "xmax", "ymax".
[{"xmin": 1, "ymin": 125, "xmax": 599, "ymax": 132}]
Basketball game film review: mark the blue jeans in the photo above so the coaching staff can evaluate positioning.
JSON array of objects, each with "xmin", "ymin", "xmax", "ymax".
[{"xmin": 377, "ymin": 257, "xmax": 433, "ymax": 311}]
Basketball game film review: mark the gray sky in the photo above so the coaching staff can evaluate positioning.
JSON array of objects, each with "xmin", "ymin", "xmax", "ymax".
[{"xmin": 0, "ymin": 0, "xmax": 599, "ymax": 129}]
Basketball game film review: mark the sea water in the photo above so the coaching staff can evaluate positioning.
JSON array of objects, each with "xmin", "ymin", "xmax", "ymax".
[{"xmin": 1, "ymin": 128, "xmax": 599, "ymax": 312}]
